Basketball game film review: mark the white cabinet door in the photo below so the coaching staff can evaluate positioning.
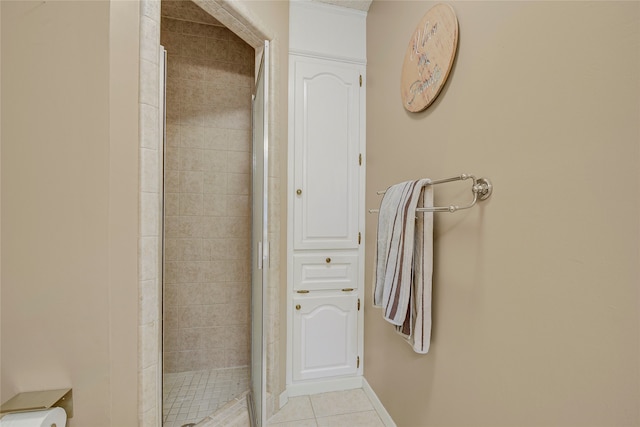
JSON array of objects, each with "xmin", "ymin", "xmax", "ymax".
[
  {"xmin": 292, "ymin": 57, "xmax": 362, "ymax": 250},
  {"xmin": 292, "ymin": 294, "xmax": 358, "ymax": 381}
]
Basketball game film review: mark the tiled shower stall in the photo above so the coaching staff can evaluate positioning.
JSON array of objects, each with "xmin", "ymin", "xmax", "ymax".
[
  {"xmin": 137, "ymin": 0, "xmax": 282, "ymax": 425},
  {"xmin": 160, "ymin": 3, "xmax": 254, "ymax": 426},
  {"xmin": 161, "ymin": 5, "xmax": 254, "ymax": 375}
]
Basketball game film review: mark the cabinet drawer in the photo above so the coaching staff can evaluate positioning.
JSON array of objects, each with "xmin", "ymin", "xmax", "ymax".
[{"xmin": 293, "ymin": 253, "xmax": 358, "ymax": 291}]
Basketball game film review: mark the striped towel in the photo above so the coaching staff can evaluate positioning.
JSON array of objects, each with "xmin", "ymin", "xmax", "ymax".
[{"xmin": 373, "ymin": 179, "xmax": 433, "ymax": 354}]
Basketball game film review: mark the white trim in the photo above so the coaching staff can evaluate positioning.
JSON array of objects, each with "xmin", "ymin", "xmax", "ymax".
[
  {"xmin": 288, "ymin": 48, "xmax": 367, "ymax": 66},
  {"xmin": 362, "ymin": 378, "xmax": 397, "ymax": 427},
  {"xmin": 286, "ymin": 376, "xmax": 364, "ymax": 397}
]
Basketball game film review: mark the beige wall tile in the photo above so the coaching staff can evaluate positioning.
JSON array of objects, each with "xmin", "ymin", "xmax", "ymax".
[
  {"xmin": 180, "ymin": 124, "xmax": 205, "ymax": 148},
  {"xmin": 164, "ymin": 146, "xmax": 180, "ymax": 170},
  {"xmin": 160, "ymin": 29, "xmax": 182, "ymax": 52},
  {"xmin": 227, "ymin": 129, "xmax": 251, "ymax": 152},
  {"xmin": 203, "ymin": 193, "xmax": 228, "ymax": 216},
  {"xmin": 204, "ymin": 127, "xmax": 228, "ymax": 150},
  {"xmin": 227, "ymin": 283, "xmax": 250, "ymax": 304},
  {"xmin": 140, "ymin": 192, "xmax": 160, "ymax": 237},
  {"xmin": 227, "ymin": 195, "xmax": 249, "ymax": 217},
  {"xmin": 179, "ymin": 147, "xmax": 205, "ymax": 171},
  {"xmin": 182, "ymin": 34, "xmax": 207, "ymax": 58},
  {"xmin": 162, "ymin": 15, "xmax": 253, "ymax": 373},
  {"xmin": 179, "ymin": 56, "xmax": 208, "ymax": 81},
  {"xmin": 140, "ymin": 148, "xmax": 160, "ymax": 193},
  {"xmin": 179, "ymin": 170, "xmax": 203, "ymax": 193},
  {"xmin": 141, "ymin": 322, "xmax": 160, "ymax": 370},
  {"xmin": 180, "ymin": 103, "xmax": 206, "ymax": 127},
  {"xmin": 140, "ymin": 58, "xmax": 159, "ymax": 107},
  {"xmin": 163, "ymin": 327, "xmax": 179, "ymax": 351},
  {"xmin": 140, "ymin": 103, "xmax": 159, "ymax": 149},
  {"xmin": 161, "ymin": 17, "xmax": 183, "ymax": 34},
  {"xmin": 205, "ymin": 37, "xmax": 229, "ymax": 61},
  {"xmin": 165, "ymin": 123, "xmax": 180, "ymax": 148},
  {"xmin": 140, "ymin": 237, "xmax": 159, "ymax": 281},
  {"xmin": 202, "ymin": 149, "xmax": 228, "ymax": 172},
  {"xmin": 178, "ymin": 78, "xmax": 207, "ymax": 105},
  {"xmin": 203, "ymin": 171, "xmax": 227, "ymax": 193},
  {"xmin": 201, "ymin": 326, "xmax": 228, "ymax": 349},
  {"xmin": 200, "ymin": 282, "xmax": 229, "ymax": 305},
  {"xmin": 225, "ymin": 347, "xmax": 249, "ymax": 367},
  {"xmin": 179, "ymin": 193, "xmax": 203, "ymax": 215},
  {"xmin": 227, "ymin": 173, "xmax": 250, "ymax": 195}
]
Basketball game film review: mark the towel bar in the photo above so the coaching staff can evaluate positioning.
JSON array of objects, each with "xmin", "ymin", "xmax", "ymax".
[{"xmin": 368, "ymin": 174, "xmax": 492, "ymax": 214}]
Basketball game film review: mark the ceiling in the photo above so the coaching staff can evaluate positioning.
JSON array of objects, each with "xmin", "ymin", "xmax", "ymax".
[
  {"xmin": 313, "ymin": 0, "xmax": 372, "ymax": 11},
  {"xmin": 161, "ymin": 0, "xmax": 372, "ymax": 26}
]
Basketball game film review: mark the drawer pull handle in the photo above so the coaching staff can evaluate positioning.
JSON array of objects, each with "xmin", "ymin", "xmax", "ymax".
[
  {"xmin": 296, "ymin": 290, "xmax": 309, "ymax": 294},
  {"xmin": 325, "ymin": 257, "xmax": 331, "ymax": 263},
  {"xmin": 295, "ymin": 304, "xmax": 301, "ymax": 310},
  {"xmin": 342, "ymin": 288, "xmax": 355, "ymax": 292},
  {"xmin": 296, "ymin": 189, "xmax": 302, "ymax": 195}
]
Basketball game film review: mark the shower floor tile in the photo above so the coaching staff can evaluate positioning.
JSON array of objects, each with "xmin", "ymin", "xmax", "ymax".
[{"xmin": 163, "ymin": 366, "xmax": 249, "ymax": 427}]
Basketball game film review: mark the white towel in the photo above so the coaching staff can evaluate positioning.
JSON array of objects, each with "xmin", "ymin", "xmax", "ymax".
[{"xmin": 373, "ymin": 179, "xmax": 433, "ymax": 354}]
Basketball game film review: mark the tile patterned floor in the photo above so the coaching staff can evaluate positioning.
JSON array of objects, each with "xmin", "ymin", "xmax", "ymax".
[
  {"xmin": 163, "ymin": 366, "xmax": 249, "ymax": 427},
  {"xmin": 267, "ymin": 389, "xmax": 386, "ymax": 427}
]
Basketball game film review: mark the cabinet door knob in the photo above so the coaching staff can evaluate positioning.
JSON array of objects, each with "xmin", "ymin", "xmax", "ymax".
[
  {"xmin": 295, "ymin": 304, "xmax": 301, "ymax": 310},
  {"xmin": 296, "ymin": 189, "xmax": 302, "ymax": 195},
  {"xmin": 325, "ymin": 257, "xmax": 331, "ymax": 263}
]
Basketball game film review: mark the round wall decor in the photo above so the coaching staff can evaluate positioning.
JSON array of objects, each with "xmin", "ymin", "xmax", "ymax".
[{"xmin": 400, "ymin": 3, "xmax": 459, "ymax": 112}]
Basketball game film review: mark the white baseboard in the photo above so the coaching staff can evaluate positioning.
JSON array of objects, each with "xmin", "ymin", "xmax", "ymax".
[
  {"xmin": 286, "ymin": 376, "xmax": 364, "ymax": 397},
  {"xmin": 362, "ymin": 378, "xmax": 397, "ymax": 427}
]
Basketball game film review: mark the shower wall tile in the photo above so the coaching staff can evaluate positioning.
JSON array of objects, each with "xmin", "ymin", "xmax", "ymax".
[
  {"xmin": 203, "ymin": 171, "xmax": 227, "ymax": 193},
  {"xmin": 228, "ymin": 173, "xmax": 250, "ymax": 195},
  {"xmin": 162, "ymin": 16, "xmax": 252, "ymax": 373},
  {"xmin": 140, "ymin": 322, "xmax": 159, "ymax": 370},
  {"xmin": 141, "ymin": 148, "xmax": 160, "ymax": 193},
  {"xmin": 179, "ymin": 193, "xmax": 203, "ymax": 215},
  {"xmin": 166, "ymin": 124, "xmax": 180, "ymax": 148},
  {"xmin": 180, "ymin": 125, "xmax": 205, "ymax": 148},
  {"xmin": 203, "ymin": 193, "xmax": 228, "ymax": 216},
  {"xmin": 140, "ymin": 58, "xmax": 160, "ymax": 107},
  {"xmin": 140, "ymin": 103, "xmax": 160, "ymax": 149}
]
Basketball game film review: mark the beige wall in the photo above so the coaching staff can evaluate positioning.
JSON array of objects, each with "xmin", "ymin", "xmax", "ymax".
[
  {"xmin": 364, "ymin": 1, "xmax": 639, "ymax": 426},
  {"xmin": 0, "ymin": 1, "xmax": 139, "ymax": 426}
]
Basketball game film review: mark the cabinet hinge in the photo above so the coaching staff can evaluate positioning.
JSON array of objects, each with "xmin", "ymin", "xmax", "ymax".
[
  {"xmin": 358, "ymin": 232, "xmax": 361, "ymax": 245},
  {"xmin": 357, "ymin": 298, "xmax": 360, "ymax": 311},
  {"xmin": 359, "ymin": 75, "xmax": 362, "ymax": 87},
  {"xmin": 357, "ymin": 356, "xmax": 360, "ymax": 368},
  {"xmin": 359, "ymin": 153, "xmax": 362, "ymax": 166}
]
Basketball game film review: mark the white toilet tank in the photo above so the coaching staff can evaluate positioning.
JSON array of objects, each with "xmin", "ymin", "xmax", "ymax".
[{"xmin": 0, "ymin": 407, "xmax": 66, "ymax": 427}]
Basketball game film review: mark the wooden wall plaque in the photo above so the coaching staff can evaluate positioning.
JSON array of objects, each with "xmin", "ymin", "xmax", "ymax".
[{"xmin": 400, "ymin": 3, "xmax": 459, "ymax": 112}]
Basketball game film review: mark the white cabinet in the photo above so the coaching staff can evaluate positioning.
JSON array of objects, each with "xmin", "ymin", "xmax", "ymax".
[
  {"xmin": 292, "ymin": 294, "xmax": 359, "ymax": 381},
  {"xmin": 287, "ymin": 0, "xmax": 366, "ymax": 395},
  {"xmin": 291, "ymin": 57, "xmax": 363, "ymax": 250}
]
